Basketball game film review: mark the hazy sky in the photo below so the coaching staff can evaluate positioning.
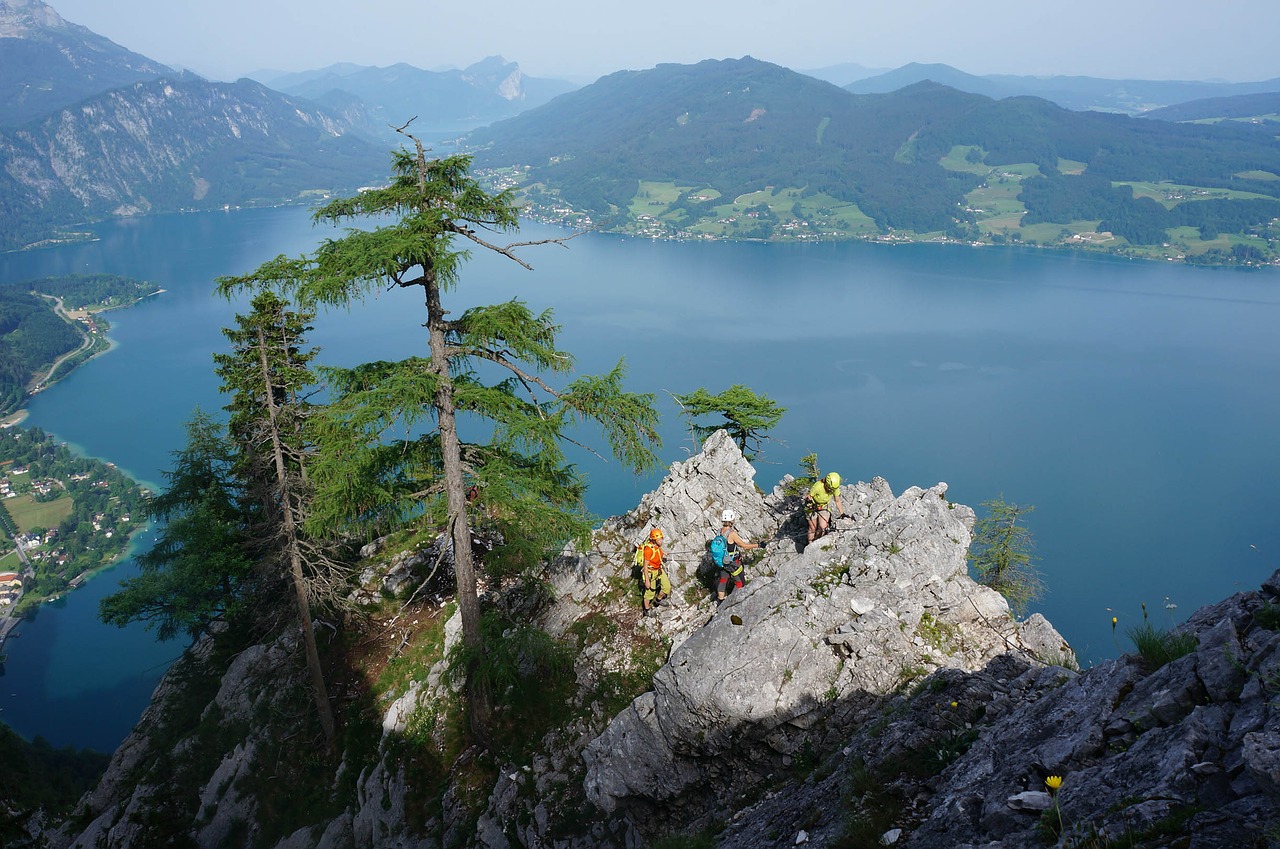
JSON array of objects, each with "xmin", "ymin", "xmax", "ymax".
[{"xmin": 47, "ymin": 0, "xmax": 1280, "ymax": 84}]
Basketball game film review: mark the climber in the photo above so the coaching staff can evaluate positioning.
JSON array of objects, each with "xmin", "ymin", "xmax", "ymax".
[
  {"xmin": 805, "ymin": 472, "xmax": 845, "ymax": 546},
  {"xmin": 714, "ymin": 509, "xmax": 763, "ymax": 604},
  {"xmin": 636, "ymin": 528, "xmax": 671, "ymax": 616}
]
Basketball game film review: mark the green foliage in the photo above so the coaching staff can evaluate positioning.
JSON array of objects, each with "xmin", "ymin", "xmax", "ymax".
[
  {"xmin": 967, "ymin": 497, "xmax": 1043, "ymax": 615},
  {"xmin": 99, "ymin": 410, "xmax": 256, "ymax": 641},
  {"xmin": 0, "ymin": 721, "xmax": 110, "ymax": 844},
  {"xmin": 1126, "ymin": 620, "xmax": 1199, "ymax": 672},
  {"xmin": 446, "ymin": 612, "xmax": 577, "ymax": 763},
  {"xmin": 0, "ymin": 289, "xmax": 81, "ymax": 413},
  {"xmin": 783, "ymin": 452, "xmax": 821, "ymax": 497},
  {"xmin": 833, "ymin": 759, "xmax": 907, "ymax": 849},
  {"xmin": 674, "ymin": 383, "xmax": 786, "ymax": 459},
  {"xmin": 219, "ymin": 148, "xmax": 661, "ymax": 560},
  {"xmin": 1255, "ymin": 602, "xmax": 1280, "ymax": 631}
]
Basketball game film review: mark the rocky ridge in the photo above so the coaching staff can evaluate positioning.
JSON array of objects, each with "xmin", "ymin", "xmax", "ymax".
[
  {"xmin": 0, "ymin": 0, "xmax": 170, "ymax": 127},
  {"xmin": 44, "ymin": 432, "xmax": 1277, "ymax": 848}
]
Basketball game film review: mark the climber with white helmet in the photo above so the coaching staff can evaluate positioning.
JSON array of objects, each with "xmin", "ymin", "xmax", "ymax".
[
  {"xmin": 805, "ymin": 471, "xmax": 845, "ymax": 546},
  {"xmin": 712, "ymin": 509, "xmax": 764, "ymax": 604}
]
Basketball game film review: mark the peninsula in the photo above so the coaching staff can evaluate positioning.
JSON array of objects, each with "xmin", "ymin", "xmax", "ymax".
[{"xmin": 0, "ymin": 274, "xmax": 160, "ymax": 422}]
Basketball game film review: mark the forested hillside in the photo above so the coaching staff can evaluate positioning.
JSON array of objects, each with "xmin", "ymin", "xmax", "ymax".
[
  {"xmin": 468, "ymin": 58, "xmax": 1280, "ymax": 264},
  {"xmin": 1141, "ymin": 91, "xmax": 1280, "ymax": 123},
  {"xmin": 0, "ymin": 275, "xmax": 152, "ymax": 414},
  {"xmin": 0, "ymin": 289, "xmax": 79, "ymax": 413}
]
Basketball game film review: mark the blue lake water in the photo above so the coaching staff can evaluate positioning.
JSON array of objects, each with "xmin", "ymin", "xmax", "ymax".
[{"xmin": 2, "ymin": 205, "xmax": 1278, "ymax": 751}]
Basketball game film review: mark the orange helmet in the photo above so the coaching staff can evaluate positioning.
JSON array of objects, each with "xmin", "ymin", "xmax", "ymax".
[{"xmin": 649, "ymin": 528, "xmax": 664, "ymax": 542}]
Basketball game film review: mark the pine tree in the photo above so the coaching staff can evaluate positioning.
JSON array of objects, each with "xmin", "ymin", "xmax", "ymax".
[{"xmin": 217, "ymin": 131, "xmax": 661, "ymax": 743}]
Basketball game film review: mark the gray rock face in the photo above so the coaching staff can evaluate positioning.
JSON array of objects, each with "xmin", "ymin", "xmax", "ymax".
[
  {"xmin": 712, "ymin": 573, "xmax": 1280, "ymax": 849},
  {"xmin": 578, "ymin": 437, "xmax": 1070, "ymax": 819},
  {"xmin": 49, "ymin": 430, "xmax": 1084, "ymax": 849}
]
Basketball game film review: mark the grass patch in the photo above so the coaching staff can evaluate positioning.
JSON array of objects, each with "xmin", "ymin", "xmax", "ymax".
[
  {"xmin": 1254, "ymin": 602, "xmax": 1280, "ymax": 631},
  {"xmin": 810, "ymin": 560, "xmax": 849, "ymax": 595},
  {"xmin": 938, "ymin": 145, "xmax": 991, "ymax": 175},
  {"xmin": 1115, "ymin": 180, "xmax": 1279, "ymax": 208},
  {"xmin": 374, "ymin": 602, "xmax": 454, "ymax": 698},
  {"xmin": 1126, "ymin": 621, "xmax": 1198, "ymax": 672},
  {"xmin": 915, "ymin": 612, "xmax": 960, "ymax": 656},
  {"xmin": 567, "ymin": 610, "xmax": 618, "ymax": 649},
  {"xmin": 6, "ymin": 493, "xmax": 74, "ymax": 532},
  {"xmin": 593, "ymin": 629, "xmax": 669, "ymax": 718}
]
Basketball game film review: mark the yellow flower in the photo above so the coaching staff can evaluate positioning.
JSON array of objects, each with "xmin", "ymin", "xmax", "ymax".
[
  {"xmin": 1045, "ymin": 775, "xmax": 1064, "ymax": 791},
  {"xmin": 1111, "ymin": 616, "xmax": 1118, "ymax": 629},
  {"xmin": 950, "ymin": 701, "xmax": 958, "ymax": 708}
]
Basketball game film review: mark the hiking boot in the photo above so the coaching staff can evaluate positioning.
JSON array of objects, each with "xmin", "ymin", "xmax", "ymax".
[{"xmin": 642, "ymin": 607, "xmax": 652, "ymax": 618}]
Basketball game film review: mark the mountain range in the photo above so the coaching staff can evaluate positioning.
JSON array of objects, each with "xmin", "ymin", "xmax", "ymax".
[
  {"xmin": 1, "ymin": 1, "xmax": 1278, "ymax": 264},
  {"xmin": 0, "ymin": 0, "xmax": 168, "ymax": 126},
  {"xmin": 844, "ymin": 61, "xmax": 1280, "ymax": 115},
  {"xmin": 250, "ymin": 56, "xmax": 578, "ymax": 138},
  {"xmin": 467, "ymin": 57, "xmax": 1280, "ymax": 263}
]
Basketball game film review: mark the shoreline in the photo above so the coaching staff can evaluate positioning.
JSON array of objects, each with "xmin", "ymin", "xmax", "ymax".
[
  {"xmin": 0, "ymin": 520, "xmax": 150, "ymax": 657},
  {"xmin": 3, "ymin": 286, "xmax": 157, "ymax": 425}
]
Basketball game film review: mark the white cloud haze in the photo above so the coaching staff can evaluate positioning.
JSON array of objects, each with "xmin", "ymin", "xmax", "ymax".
[{"xmin": 46, "ymin": 0, "xmax": 1280, "ymax": 84}]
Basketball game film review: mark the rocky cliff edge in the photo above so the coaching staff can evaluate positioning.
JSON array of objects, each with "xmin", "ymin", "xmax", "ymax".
[{"xmin": 69, "ymin": 432, "xmax": 1279, "ymax": 849}]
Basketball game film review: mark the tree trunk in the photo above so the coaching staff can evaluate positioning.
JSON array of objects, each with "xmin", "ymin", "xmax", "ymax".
[
  {"xmin": 423, "ymin": 278, "xmax": 493, "ymax": 744},
  {"xmin": 257, "ymin": 328, "xmax": 338, "ymax": 755}
]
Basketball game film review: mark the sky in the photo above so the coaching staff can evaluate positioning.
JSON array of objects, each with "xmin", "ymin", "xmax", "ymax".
[{"xmin": 44, "ymin": 0, "xmax": 1280, "ymax": 84}]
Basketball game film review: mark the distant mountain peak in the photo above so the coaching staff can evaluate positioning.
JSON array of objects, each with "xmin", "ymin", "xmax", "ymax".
[
  {"xmin": 0, "ymin": 0, "xmax": 172, "ymax": 126},
  {"xmin": 0, "ymin": 0, "xmax": 72, "ymax": 37}
]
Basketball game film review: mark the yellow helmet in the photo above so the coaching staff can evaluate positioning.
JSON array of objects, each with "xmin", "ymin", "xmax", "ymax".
[
  {"xmin": 825, "ymin": 472, "xmax": 841, "ymax": 489},
  {"xmin": 649, "ymin": 528, "xmax": 664, "ymax": 542}
]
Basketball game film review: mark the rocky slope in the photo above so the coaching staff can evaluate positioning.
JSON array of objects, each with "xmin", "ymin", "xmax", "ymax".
[
  {"xmin": 0, "ymin": 0, "xmax": 169, "ymax": 127},
  {"xmin": 43, "ymin": 432, "xmax": 1278, "ymax": 848},
  {"xmin": 0, "ymin": 73, "xmax": 386, "ymax": 250}
]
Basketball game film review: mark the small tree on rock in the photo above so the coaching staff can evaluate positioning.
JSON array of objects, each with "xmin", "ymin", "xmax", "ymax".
[
  {"xmin": 674, "ymin": 384, "xmax": 785, "ymax": 460},
  {"xmin": 968, "ymin": 497, "xmax": 1043, "ymax": 615}
]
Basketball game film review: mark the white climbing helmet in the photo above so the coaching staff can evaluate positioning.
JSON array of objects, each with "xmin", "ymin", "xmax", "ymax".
[{"xmin": 721, "ymin": 509, "xmax": 737, "ymax": 524}]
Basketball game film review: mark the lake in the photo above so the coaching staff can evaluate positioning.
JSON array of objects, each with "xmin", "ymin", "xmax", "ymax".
[{"xmin": 2, "ymin": 205, "xmax": 1278, "ymax": 751}]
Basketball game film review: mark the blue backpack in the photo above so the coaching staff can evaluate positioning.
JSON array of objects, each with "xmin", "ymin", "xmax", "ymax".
[{"xmin": 709, "ymin": 533, "xmax": 730, "ymax": 567}]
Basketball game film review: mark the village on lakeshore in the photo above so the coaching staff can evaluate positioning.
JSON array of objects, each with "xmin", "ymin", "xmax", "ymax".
[{"xmin": 0, "ymin": 428, "xmax": 149, "ymax": 656}]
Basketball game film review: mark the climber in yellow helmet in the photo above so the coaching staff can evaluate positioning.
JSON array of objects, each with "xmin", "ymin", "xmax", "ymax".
[
  {"xmin": 636, "ymin": 528, "xmax": 671, "ymax": 617},
  {"xmin": 805, "ymin": 472, "xmax": 844, "ymax": 546}
]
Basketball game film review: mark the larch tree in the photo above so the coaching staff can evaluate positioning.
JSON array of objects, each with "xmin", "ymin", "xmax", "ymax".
[
  {"xmin": 674, "ymin": 383, "xmax": 786, "ymax": 460},
  {"xmin": 216, "ymin": 131, "xmax": 662, "ymax": 742},
  {"xmin": 968, "ymin": 497, "xmax": 1043, "ymax": 615},
  {"xmin": 214, "ymin": 290, "xmax": 345, "ymax": 755},
  {"xmin": 99, "ymin": 409, "xmax": 255, "ymax": 641}
]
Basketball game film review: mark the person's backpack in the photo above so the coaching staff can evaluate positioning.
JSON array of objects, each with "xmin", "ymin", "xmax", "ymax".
[{"xmin": 709, "ymin": 533, "xmax": 729, "ymax": 567}]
